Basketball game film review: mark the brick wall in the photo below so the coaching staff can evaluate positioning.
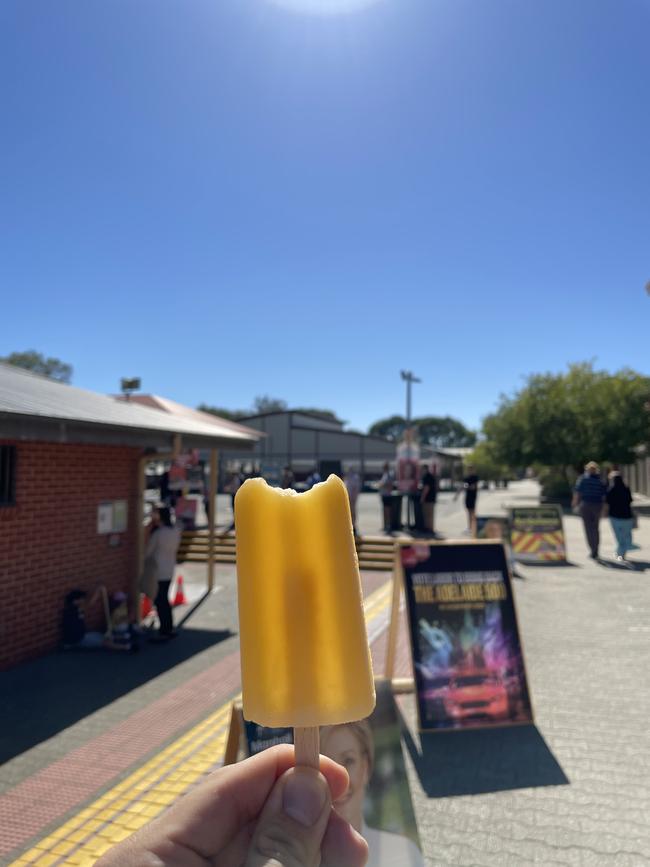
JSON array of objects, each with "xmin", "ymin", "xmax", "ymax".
[{"xmin": 0, "ymin": 441, "xmax": 141, "ymax": 669}]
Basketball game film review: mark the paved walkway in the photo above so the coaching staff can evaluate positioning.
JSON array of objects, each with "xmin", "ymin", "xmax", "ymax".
[{"xmin": 2, "ymin": 481, "xmax": 650, "ymax": 866}]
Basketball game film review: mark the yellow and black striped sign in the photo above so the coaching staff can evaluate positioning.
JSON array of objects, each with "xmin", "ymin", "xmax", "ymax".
[{"xmin": 509, "ymin": 506, "xmax": 566, "ymax": 563}]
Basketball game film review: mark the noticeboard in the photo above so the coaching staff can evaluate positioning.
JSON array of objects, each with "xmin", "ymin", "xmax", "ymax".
[
  {"xmin": 509, "ymin": 505, "xmax": 566, "ymax": 562},
  {"xmin": 400, "ymin": 541, "xmax": 533, "ymax": 732}
]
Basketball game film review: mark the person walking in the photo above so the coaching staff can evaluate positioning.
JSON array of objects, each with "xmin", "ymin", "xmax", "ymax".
[
  {"xmin": 455, "ymin": 464, "xmax": 479, "ymax": 536},
  {"xmin": 420, "ymin": 462, "xmax": 438, "ymax": 536},
  {"xmin": 145, "ymin": 506, "xmax": 182, "ymax": 640},
  {"xmin": 344, "ymin": 467, "xmax": 362, "ymax": 536},
  {"xmin": 378, "ymin": 462, "xmax": 395, "ymax": 533},
  {"xmin": 606, "ymin": 471, "xmax": 634, "ymax": 563},
  {"xmin": 572, "ymin": 461, "xmax": 607, "ymax": 560}
]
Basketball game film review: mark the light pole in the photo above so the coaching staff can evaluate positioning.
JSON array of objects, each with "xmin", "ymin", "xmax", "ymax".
[{"xmin": 400, "ymin": 370, "xmax": 421, "ymax": 426}]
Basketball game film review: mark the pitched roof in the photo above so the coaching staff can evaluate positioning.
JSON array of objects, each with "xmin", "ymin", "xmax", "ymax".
[
  {"xmin": 115, "ymin": 394, "xmax": 262, "ymax": 438},
  {"xmin": 0, "ymin": 364, "xmax": 260, "ymax": 450}
]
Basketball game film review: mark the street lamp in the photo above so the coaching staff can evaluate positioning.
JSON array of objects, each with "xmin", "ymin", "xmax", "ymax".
[{"xmin": 400, "ymin": 370, "xmax": 421, "ymax": 426}]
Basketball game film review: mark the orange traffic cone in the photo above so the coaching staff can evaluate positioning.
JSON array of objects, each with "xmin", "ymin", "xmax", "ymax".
[
  {"xmin": 173, "ymin": 575, "xmax": 187, "ymax": 607},
  {"xmin": 141, "ymin": 594, "xmax": 153, "ymax": 619}
]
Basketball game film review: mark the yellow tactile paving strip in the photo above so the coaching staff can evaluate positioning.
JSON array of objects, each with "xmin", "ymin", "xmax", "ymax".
[{"xmin": 10, "ymin": 580, "xmax": 393, "ymax": 867}]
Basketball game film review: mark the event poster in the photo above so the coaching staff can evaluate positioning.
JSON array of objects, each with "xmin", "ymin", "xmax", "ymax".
[
  {"xmin": 401, "ymin": 541, "xmax": 533, "ymax": 732},
  {"xmin": 239, "ymin": 680, "xmax": 424, "ymax": 867},
  {"xmin": 509, "ymin": 506, "xmax": 566, "ymax": 562}
]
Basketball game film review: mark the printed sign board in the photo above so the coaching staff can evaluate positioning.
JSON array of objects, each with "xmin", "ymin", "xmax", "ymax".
[
  {"xmin": 476, "ymin": 515, "xmax": 515, "ymax": 572},
  {"xmin": 226, "ymin": 680, "xmax": 424, "ymax": 866},
  {"xmin": 97, "ymin": 500, "xmax": 129, "ymax": 535},
  {"xmin": 509, "ymin": 505, "xmax": 566, "ymax": 562},
  {"xmin": 400, "ymin": 541, "xmax": 533, "ymax": 732}
]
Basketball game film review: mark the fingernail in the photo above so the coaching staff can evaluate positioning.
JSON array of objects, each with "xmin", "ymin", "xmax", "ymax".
[{"xmin": 282, "ymin": 769, "xmax": 328, "ymax": 827}]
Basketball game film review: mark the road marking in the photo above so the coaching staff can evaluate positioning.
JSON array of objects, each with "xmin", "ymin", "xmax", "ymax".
[{"xmin": 10, "ymin": 578, "xmax": 394, "ymax": 867}]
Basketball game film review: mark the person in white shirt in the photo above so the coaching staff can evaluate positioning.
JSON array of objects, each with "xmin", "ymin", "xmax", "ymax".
[
  {"xmin": 320, "ymin": 721, "xmax": 424, "ymax": 867},
  {"xmin": 145, "ymin": 506, "xmax": 182, "ymax": 640}
]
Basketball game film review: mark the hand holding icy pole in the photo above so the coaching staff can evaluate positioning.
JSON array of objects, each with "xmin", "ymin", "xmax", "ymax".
[{"xmin": 235, "ymin": 474, "xmax": 376, "ymax": 767}]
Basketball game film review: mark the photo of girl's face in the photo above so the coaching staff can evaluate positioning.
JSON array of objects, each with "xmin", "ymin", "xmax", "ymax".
[{"xmin": 320, "ymin": 726, "xmax": 370, "ymax": 830}]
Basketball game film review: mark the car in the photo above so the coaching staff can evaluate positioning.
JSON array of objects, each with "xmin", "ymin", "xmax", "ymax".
[{"xmin": 443, "ymin": 668, "xmax": 508, "ymax": 722}]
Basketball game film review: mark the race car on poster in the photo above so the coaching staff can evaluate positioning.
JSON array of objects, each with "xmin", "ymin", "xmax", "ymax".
[{"xmin": 443, "ymin": 668, "xmax": 508, "ymax": 721}]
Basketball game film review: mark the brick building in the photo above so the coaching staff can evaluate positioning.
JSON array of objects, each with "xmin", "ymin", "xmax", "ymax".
[{"xmin": 0, "ymin": 364, "xmax": 258, "ymax": 669}]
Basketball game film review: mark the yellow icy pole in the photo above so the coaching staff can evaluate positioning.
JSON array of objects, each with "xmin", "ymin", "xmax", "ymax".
[{"xmin": 235, "ymin": 474, "xmax": 375, "ymax": 734}]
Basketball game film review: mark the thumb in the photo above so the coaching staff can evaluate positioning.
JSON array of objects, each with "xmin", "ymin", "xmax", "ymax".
[{"xmin": 245, "ymin": 766, "xmax": 331, "ymax": 867}]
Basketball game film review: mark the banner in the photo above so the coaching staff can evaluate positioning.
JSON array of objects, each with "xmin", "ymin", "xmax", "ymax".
[
  {"xmin": 400, "ymin": 541, "xmax": 533, "ymax": 732},
  {"xmin": 226, "ymin": 680, "xmax": 424, "ymax": 866},
  {"xmin": 509, "ymin": 505, "xmax": 566, "ymax": 562}
]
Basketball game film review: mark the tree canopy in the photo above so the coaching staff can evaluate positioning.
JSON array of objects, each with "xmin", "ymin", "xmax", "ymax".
[
  {"xmin": 0, "ymin": 350, "xmax": 73, "ymax": 383},
  {"xmin": 198, "ymin": 395, "xmax": 340, "ymax": 423},
  {"xmin": 368, "ymin": 414, "xmax": 477, "ymax": 447},
  {"xmin": 482, "ymin": 362, "xmax": 650, "ymax": 470}
]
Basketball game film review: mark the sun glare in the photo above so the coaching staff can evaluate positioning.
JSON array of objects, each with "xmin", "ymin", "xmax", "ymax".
[{"xmin": 268, "ymin": 0, "xmax": 382, "ymax": 15}]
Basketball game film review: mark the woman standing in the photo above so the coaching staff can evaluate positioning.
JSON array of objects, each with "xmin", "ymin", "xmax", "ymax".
[
  {"xmin": 145, "ymin": 506, "xmax": 182, "ymax": 640},
  {"xmin": 606, "ymin": 472, "xmax": 634, "ymax": 563}
]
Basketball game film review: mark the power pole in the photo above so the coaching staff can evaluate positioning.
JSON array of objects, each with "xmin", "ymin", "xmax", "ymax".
[{"xmin": 400, "ymin": 370, "xmax": 421, "ymax": 426}]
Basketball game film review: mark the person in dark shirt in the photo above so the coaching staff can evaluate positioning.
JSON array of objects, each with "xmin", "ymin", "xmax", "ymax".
[
  {"xmin": 420, "ymin": 462, "xmax": 438, "ymax": 535},
  {"xmin": 606, "ymin": 472, "xmax": 634, "ymax": 562},
  {"xmin": 572, "ymin": 461, "xmax": 607, "ymax": 559},
  {"xmin": 457, "ymin": 465, "xmax": 479, "ymax": 536}
]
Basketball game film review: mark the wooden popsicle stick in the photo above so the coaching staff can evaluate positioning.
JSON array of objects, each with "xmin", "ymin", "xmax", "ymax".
[{"xmin": 294, "ymin": 726, "xmax": 320, "ymax": 769}]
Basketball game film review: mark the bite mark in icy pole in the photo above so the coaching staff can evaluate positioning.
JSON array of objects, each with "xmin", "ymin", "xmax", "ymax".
[{"xmin": 235, "ymin": 474, "xmax": 376, "ymax": 728}]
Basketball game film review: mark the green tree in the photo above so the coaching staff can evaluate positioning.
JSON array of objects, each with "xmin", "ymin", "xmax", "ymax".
[
  {"xmin": 198, "ymin": 397, "xmax": 340, "ymax": 423},
  {"xmin": 368, "ymin": 414, "xmax": 476, "ymax": 446},
  {"xmin": 198, "ymin": 404, "xmax": 247, "ymax": 421},
  {"xmin": 368, "ymin": 415, "xmax": 408, "ymax": 440},
  {"xmin": 465, "ymin": 441, "xmax": 510, "ymax": 482},
  {"xmin": 0, "ymin": 350, "xmax": 73, "ymax": 383},
  {"xmin": 482, "ymin": 362, "xmax": 650, "ymax": 491},
  {"xmin": 252, "ymin": 395, "xmax": 288, "ymax": 414},
  {"xmin": 416, "ymin": 416, "xmax": 477, "ymax": 448}
]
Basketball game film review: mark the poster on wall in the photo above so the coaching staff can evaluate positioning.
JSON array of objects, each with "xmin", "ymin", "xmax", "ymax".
[
  {"xmin": 227, "ymin": 680, "xmax": 424, "ymax": 866},
  {"xmin": 509, "ymin": 506, "xmax": 566, "ymax": 563},
  {"xmin": 400, "ymin": 541, "xmax": 533, "ymax": 732}
]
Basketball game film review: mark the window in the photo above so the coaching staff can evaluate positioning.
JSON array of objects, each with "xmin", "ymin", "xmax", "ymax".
[{"xmin": 0, "ymin": 446, "xmax": 16, "ymax": 506}]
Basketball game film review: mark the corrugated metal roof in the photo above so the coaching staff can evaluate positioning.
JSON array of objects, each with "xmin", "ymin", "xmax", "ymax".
[
  {"xmin": 117, "ymin": 394, "xmax": 263, "ymax": 438},
  {"xmin": 0, "ymin": 363, "xmax": 259, "ymax": 446}
]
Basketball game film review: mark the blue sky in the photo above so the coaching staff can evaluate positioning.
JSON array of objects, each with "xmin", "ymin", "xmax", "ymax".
[{"xmin": 1, "ymin": 0, "xmax": 648, "ymax": 433}]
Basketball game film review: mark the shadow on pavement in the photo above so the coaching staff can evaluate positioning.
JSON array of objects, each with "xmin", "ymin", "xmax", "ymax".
[
  {"xmin": 0, "ymin": 627, "xmax": 232, "ymax": 765},
  {"xmin": 402, "ymin": 722, "xmax": 569, "ymax": 797},
  {"xmin": 598, "ymin": 558, "xmax": 650, "ymax": 572}
]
